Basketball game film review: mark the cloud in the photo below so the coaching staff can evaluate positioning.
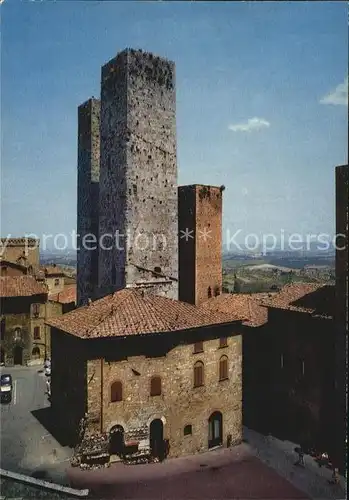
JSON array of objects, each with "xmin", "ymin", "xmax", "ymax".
[
  {"xmin": 320, "ymin": 77, "xmax": 348, "ymax": 106},
  {"xmin": 228, "ymin": 117, "xmax": 270, "ymax": 133}
]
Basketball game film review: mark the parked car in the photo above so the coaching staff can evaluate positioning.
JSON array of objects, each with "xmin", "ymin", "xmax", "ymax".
[{"xmin": 0, "ymin": 374, "xmax": 13, "ymax": 403}]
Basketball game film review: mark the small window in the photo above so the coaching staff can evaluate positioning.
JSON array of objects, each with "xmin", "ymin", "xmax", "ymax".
[
  {"xmin": 193, "ymin": 341, "xmax": 203, "ymax": 354},
  {"xmin": 194, "ymin": 361, "xmax": 204, "ymax": 388},
  {"xmin": 208, "ymin": 287, "xmax": 212, "ymax": 298},
  {"xmin": 154, "ymin": 266, "xmax": 162, "ymax": 274},
  {"xmin": 150, "ymin": 376, "xmax": 162, "ymax": 396},
  {"xmin": 219, "ymin": 356, "xmax": 229, "ymax": 381},
  {"xmin": 301, "ymin": 360, "xmax": 305, "ymax": 376},
  {"xmin": 219, "ymin": 337, "xmax": 228, "ymax": 348},
  {"xmin": 110, "ymin": 381, "xmax": 123, "ymax": 402},
  {"xmin": 32, "ymin": 303, "xmax": 40, "ymax": 317},
  {"xmin": 184, "ymin": 425, "xmax": 192, "ymax": 436},
  {"xmin": 2, "ymin": 266, "xmax": 7, "ymax": 276},
  {"xmin": 280, "ymin": 354, "xmax": 284, "ymax": 369},
  {"xmin": 214, "ymin": 286, "xmax": 220, "ymax": 297},
  {"xmin": 54, "ymin": 278, "xmax": 60, "ymax": 286},
  {"xmin": 111, "ymin": 266, "xmax": 116, "ymax": 285},
  {"xmin": 33, "ymin": 326, "xmax": 41, "ymax": 340}
]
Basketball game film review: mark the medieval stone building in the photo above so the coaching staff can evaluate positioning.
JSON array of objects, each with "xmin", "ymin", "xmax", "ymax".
[
  {"xmin": 48, "ymin": 289, "xmax": 242, "ymax": 460},
  {"xmin": 0, "ymin": 276, "xmax": 49, "ymax": 365}
]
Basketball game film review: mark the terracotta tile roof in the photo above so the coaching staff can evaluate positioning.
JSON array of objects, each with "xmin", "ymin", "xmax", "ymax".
[
  {"xmin": 41, "ymin": 265, "xmax": 66, "ymax": 276},
  {"xmin": 46, "ymin": 288, "xmax": 239, "ymax": 339},
  {"xmin": 200, "ymin": 293, "xmax": 269, "ymax": 327},
  {"xmin": 49, "ymin": 284, "xmax": 76, "ymax": 304},
  {"xmin": 259, "ymin": 283, "xmax": 334, "ymax": 318},
  {"xmin": 0, "ymin": 276, "xmax": 48, "ymax": 297}
]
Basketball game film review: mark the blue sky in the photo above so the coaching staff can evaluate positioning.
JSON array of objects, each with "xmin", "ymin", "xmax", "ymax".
[{"xmin": 1, "ymin": 1, "xmax": 348, "ymax": 247}]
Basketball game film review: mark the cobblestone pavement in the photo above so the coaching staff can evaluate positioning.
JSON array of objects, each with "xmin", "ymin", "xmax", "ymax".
[
  {"xmin": 67, "ymin": 444, "xmax": 309, "ymax": 499},
  {"xmin": 244, "ymin": 427, "xmax": 346, "ymax": 500},
  {"xmin": 0, "ymin": 366, "xmax": 72, "ymax": 485},
  {"xmin": 0, "ymin": 477, "xmax": 76, "ymax": 499}
]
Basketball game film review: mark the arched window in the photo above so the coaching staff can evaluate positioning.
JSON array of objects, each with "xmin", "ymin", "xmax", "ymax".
[
  {"xmin": 14, "ymin": 327, "xmax": 22, "ymax": 340},
  {"xmin": 150, "ymin": 376, "xmax": 162, "ymax": 396},
  {"xmin": 193, "ymin": 341, "xmax": 203, "ymax": 354},
  {"xmin": 219, "ymin": 356, "xmax": 229, "ymax": 381},
  {"xmin": 110, "ymin": 381, "xmax": 123, "ymax": 402},
  {"xmin": 32, "ymin": 346, "xmax": 40, "ymax": 357},
  {"xmin": 33, "ymin": 327, "xmax": 40, "ymax": 340},
  {"xmin": 208, "ymin": 287, "xmax": 212, "ymax": 298},
  {"xmin": 194, "ymin": 361, "xmax": 204, "ymax": 388}
]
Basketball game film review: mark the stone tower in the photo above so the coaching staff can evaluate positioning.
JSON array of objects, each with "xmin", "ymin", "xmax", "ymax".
[
  {"xmin": 98, "ymin": 49, "xmax": 178, "ymax": 299},
  {"xmin": 77, "ymin": 98, "xmax": 100, "ymax": 306},
  {"xmin": 334, "ymin": 164, "xmax": 348, "ymax": 473},
  {"xmin": 178, "ymin": 185, "xmax": 224, "ymax": 306}
]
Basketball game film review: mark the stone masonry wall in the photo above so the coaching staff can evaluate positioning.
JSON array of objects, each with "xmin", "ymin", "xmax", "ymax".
[
  {"xmin": 98, "ymin": 49, "xmax": 178, "ymax": 299},
  {"xmin": 77, "ymin": 98, "xmax": 100, "ymax": 306},
  {"xmin": 86, "ymin": 333, "xmax": 242, "ymax": 457}
]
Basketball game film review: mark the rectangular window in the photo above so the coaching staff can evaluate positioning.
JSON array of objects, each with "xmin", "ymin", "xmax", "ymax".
[
  {"xmin": 193, "ymin": 341, "xmax": 203, "ymax": 354},
  {"xmin": 280, "ymin": 354, "xmax": 284, "ymax": 368},
  {"xmin": 34, "ymin": 327, "xmax": 41, "ymax": 340},
  {"xmin": 32, "ymin": 304, "xmax": 40, "ymax": 318},
  {"xmin": 219, "ymin": 337, "xmax": 228, "ymax": 348},
  {"xmin": 54, "ymin": 278, "xmax": 60, "ymax": 286},
  {"xmin": 301, "ymin": 360, "xmax": 305, "ymax": 376}
]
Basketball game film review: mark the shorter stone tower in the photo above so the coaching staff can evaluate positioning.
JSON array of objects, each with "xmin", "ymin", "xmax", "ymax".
[
  {"xmin": 77, "ymin": 98, "xmax": 100, "ymax": 306},
  {"xmin": 178, "ymin": 185, "xmax": 224, "ymax": 306}
]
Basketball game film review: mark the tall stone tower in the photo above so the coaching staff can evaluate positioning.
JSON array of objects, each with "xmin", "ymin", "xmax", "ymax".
[
  {"xmin": 98, "ymin": 49, "xmax": 178, "ymax": 299},
  {"xmin": 178, "ymin": 185, "xmax": 224, "ymax": 306},
  {"xmin": 77, "ymin": 98, "xmax": 100, "ymax": 306},
  {"xmin": 334, "ymin": 164, "xmax": 348, "ymax": 473}
]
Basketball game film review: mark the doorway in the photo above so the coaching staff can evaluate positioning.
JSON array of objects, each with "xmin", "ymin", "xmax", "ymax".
[
  {"xmin": 208, "ymin": 411, "xmax": 223, "ymax": 449},
  {"xmin": 13, "ymin": 345, "xmax": 23, "ymax": 365},
  {"xmin": 109, "ymin": 425, "xmax": 124, "ymax": 456},
  {"xmin": 150, "ymin": 419, "xmax": 164, "ymax": 460}
]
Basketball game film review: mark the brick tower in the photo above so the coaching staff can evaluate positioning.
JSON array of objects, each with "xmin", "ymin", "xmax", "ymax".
[
  {"xmin": 178, "ymin": 185, "xmax": 224, "ymax": 306},
  {"xmin": 77, "ymin": 98, "xmax": 100, "ymax": 306},
  {"xmin": 98, "ymin": 49, "xmax": 178, "ymax": 299}
]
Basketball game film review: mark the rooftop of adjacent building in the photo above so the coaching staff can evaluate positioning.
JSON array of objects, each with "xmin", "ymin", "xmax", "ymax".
[
  {"xmin": 0, "ymin": 237, "xmax": 39, "ymax": 246},
  {"xmin": 49, "ymin": 284, "xmax": 76, "ymax": 305},
  {"xmin": 178, "ymin": 184, "xmax": 225, "ymax": 191},
  {"xmin": 0, "ymin": 276, "xmax": 48, "ymax": 297},
  {"xmin": 258, "ymin": 282, "xmax": 334, "ymax": 319},
  {"xmin": 46, "ymin": 288, "xmax": 241, "ymax": 339}
]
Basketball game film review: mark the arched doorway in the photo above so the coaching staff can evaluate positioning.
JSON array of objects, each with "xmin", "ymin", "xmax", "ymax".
[
  {"xmin": 109, "ymin": 425, "xmax": 124, "ymax": 456},
  {"xmin": 0, "ymin": 347, "xmax": 5, "ymax": 364},
  {"xmin": 32, "ymin": 346, "xmax": 40, "ymax": 359},
  {"xmin": 13, "ymin": 345, "xmax": 23, "ymax": 365},
  {"xmin": 150, "ymin": 419, "xmax": 164, "ymax": 460},
  {"xmin": 208, "ymin": 411, "xmax": 223, "ymax": 449}
]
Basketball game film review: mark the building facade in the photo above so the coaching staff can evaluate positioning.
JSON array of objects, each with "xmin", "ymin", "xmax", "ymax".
[
  {"xmin": 0, "ymin": 238, "xmax": 40, "ymax": 268},
  {"xmin": 98, "ymin": 49, "xmax": 178, "ymax": 300},
  {"xmin": 48, "ymin": 289, "xmax": 242, "ymax": 460},
  {"xmin": 77, "ymin": 98, "xmax": 101, "ymax": 306},
  {"xmin": 178, "ymin": 185, "xmax": 224, "ymax": 306},
  {"xmin": 0, "ymin": 276, "xmax": 49, "ymax": 365}
]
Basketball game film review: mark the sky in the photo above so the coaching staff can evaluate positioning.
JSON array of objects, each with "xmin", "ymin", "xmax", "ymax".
[{"xmin": 1, "ymin": 1, "xmax": 348, "ymax": 249}]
